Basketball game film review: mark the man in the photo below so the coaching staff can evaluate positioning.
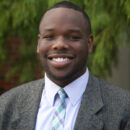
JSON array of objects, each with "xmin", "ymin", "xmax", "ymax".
[{"xmin": 0, "ymin": 1, "xmax": 130, "ymax": 130}]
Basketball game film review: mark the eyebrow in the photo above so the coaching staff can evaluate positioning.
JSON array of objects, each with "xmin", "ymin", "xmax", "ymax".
[
  {"xmin": 68, "ymin": 29, "xmax": 81, "ymax": 34},
  {"xmin": 38, "ymin": 28, "xmax": 54, "ymax": 35},
  {"xmin": 43, "ymin": 29, "xmax": 55, "ymax": 32},
  {"xmin": 39, "ymin": 28, "xmax": 82, "ymax": 35}
]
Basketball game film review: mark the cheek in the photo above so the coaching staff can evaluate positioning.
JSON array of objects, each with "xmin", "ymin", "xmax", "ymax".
[
  {"xmin": 37, "ymin": 47, "xmax": 46, "ymax": 60},
  {"xmin": 38, "ymin": 42, "xmax": 50, "ymax": 54},
  {"xmin": 73, "ymin": 42, "xmax": 88, "ymax": 54}
]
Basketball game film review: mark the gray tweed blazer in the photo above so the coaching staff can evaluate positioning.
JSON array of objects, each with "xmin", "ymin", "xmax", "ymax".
[{"xmin": 0, "ymin": 74, "xmax": 130, "ymax": 130}]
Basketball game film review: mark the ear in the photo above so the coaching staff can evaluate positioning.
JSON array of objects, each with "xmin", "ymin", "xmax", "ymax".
[
  {"xmin": 88, "ymin": 34, "xmax": 93, "ymax": 53},
  {"xmin": 37, "ymin": 34, "xmax": 40, "ymax": 53}
]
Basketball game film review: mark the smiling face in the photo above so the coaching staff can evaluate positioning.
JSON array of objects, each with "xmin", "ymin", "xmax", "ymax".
[{"xmin": 37, "ymin": 7, "xmax": 93, "ymax": 87}]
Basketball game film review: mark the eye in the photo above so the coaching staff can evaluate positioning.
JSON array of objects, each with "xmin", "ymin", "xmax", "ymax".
[
  {"xmin": 69, "ymin": 35, "xmax": 81, "ymax": 41},
  {"xmin": 43, "ymin": 35, "xmax": 55, "ymax": 40}
]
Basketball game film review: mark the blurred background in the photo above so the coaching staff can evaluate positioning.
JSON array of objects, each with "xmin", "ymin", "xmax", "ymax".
[{"xmin": 0, "ymin": 0, "xmax": 130, "ymax": 94}]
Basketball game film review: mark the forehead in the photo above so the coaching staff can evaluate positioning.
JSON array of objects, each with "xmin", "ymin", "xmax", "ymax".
[{"xmin": 39, "ymin": 7, "xmax": 88, "ymax": 33}]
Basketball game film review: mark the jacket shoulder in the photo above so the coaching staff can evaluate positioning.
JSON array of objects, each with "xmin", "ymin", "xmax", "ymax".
[
  {"xmin": 1, "ymin": 79, "xmax": 43, "ymax": 96},
  {"xmin": 0, "ymin": 79, "xmax": 44, "ymax": 130},
  {"xmin": 90, "ymin": 74, "xmax": 130, "ymax": 98},
  {"xmin": 92, "ymin": 75, "xmax": 130, "ymax": 112},
  {"xmin": 98, "ymin": 77, "xmax": 130, "ymax": 101},
  {"xmin": 0, "ymin": 79, "xmax": 44, "ymax": 110}
]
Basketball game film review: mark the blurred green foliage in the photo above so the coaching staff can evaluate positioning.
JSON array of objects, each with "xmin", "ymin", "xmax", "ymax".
[{"xmin": 0, "ymin": 0, "xmax": 129, "ymax": 84}]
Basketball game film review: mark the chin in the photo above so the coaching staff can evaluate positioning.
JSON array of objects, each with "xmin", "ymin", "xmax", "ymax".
[{"xmin": 46, "ymin": 69, "xmax": 82, "ymax": 86}]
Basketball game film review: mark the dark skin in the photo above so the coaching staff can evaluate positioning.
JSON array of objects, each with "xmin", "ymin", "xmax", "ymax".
[{"xmin": 37, "ymin": 7, "xmax": 93, "ymax": 87}]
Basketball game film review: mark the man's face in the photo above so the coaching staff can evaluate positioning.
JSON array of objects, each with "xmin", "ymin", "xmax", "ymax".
[{"xmin": 37, "ymin": 7, "xmax": 93, "ymax": 87}]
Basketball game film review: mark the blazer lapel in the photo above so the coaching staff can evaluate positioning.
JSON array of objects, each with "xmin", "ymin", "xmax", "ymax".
[
  {"xmin": 74, "ymin": 74, "xmax": 104, "ymax": 130},
  {"xmin": 11, "ymin": 79, "xmax": 44, "ymax": 130}
]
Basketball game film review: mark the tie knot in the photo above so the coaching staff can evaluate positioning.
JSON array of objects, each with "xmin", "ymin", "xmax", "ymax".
[{"xmin": 58, "ymin": 88, "xmax": 67, "ymax": 101}]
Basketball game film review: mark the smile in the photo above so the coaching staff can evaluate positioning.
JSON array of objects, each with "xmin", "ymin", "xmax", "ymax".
[
  {"xmin": 52, "ymin": 57, "xmax": 70, "ymax": 62},
  {"xmin": 47, "ymin": 53, "xmax": 74, "ymax": 68}
]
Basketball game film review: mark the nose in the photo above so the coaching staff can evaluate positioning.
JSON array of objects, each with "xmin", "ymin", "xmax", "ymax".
[{"xmin": 52, "ymin": 36, "xmax": 69, "ymax": 50}]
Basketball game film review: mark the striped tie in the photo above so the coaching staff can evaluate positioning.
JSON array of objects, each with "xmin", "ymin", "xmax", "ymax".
[{"xmin": 52, "ymin": 88, "xmax": 67, "ymax": 130}]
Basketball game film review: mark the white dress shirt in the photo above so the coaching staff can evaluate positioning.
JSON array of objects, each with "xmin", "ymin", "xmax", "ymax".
[{"xmin": 35, "ymin": 69, "xmax": 89, "ymax": 130}]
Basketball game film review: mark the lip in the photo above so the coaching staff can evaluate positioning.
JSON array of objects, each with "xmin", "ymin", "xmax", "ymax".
[
  {"xmin": 48, "ymin": 53, "xmax": 74, "ymax": 59},
  {"xmin": 47, "ymin": 53, "xmax": 75, "ymax": 68}
]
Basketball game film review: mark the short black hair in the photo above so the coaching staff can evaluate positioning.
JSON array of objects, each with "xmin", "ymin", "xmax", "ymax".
[
  {"xmin": 40, "ymin": 1, "xmax": 92, "ymax": 34},
  {"xmin": 45, "ymin": 1, "xmax": 92, "ymax": 34}
]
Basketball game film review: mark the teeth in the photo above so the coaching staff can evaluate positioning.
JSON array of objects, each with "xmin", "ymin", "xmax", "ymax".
[{"xmin": 52, "ymin": 58, "xmax": 69, "ymax": 62}]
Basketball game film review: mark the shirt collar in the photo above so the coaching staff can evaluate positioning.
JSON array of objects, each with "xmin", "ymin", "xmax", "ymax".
[{"xmin": 44, "ymin": 68, "xmax": 89, "ymax": 106}]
